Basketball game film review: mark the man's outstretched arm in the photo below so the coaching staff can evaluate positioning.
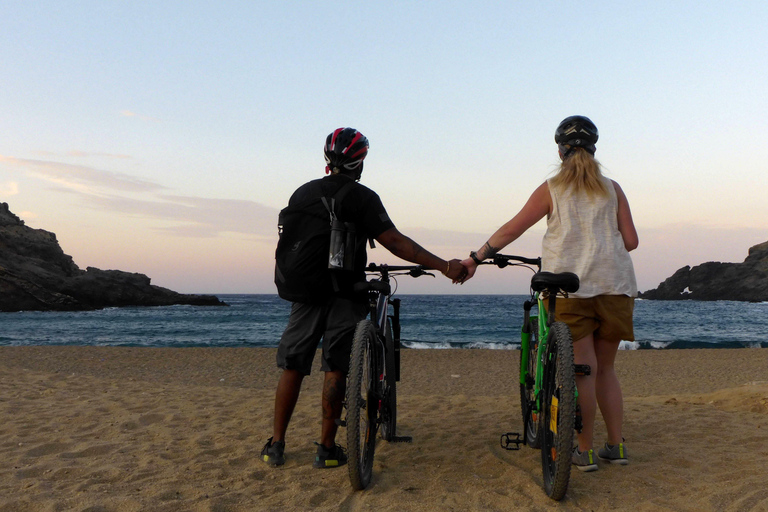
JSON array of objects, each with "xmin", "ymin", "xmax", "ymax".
[{"xmin": 376, "ymin": 227, "xmax": 465, "ymax": 281}]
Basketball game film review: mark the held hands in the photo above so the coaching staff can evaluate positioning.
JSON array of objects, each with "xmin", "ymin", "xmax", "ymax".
[
  {"xmin": 458, "ymin": 258, "xmax": 478, "ymax": 283},
  {"xmin": 442, "ymin": 259, "xmax": 468, "ymax": 283}
]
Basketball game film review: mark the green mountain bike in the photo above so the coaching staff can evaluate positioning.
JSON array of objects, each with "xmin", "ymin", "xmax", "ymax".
[{"xmin": 482, "ymin": 254, "xmax": 586, "ymax": 501}]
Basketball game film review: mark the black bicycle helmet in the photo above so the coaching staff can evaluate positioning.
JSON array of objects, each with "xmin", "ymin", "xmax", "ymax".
[
  {"xmin": 324, "ymin": 127, "xmax": 369, "ymax": 175},
  {"xmin": 554, "ymin": 116, "xmax": 598, "ymax": 157}
]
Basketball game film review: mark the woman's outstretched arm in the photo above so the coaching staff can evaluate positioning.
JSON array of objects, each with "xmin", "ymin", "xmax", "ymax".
[{"xmin": 460, "ymin": 181, "xmax": 551, "ymax": 281}]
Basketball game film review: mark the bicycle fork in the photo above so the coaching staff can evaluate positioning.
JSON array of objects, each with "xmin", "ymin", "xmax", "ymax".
[{"xmin": 501, "ymin": 301, "xmax": 537, "ymax": 452}]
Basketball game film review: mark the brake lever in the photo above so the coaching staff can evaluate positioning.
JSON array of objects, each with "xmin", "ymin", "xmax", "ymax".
[
  {"xmin": 493, "ymin": 256, "xmax": 509, "ymax": 268},
  {"xmin": 409, "ymin": 268, "xmax": 435, "ymax": 278}
]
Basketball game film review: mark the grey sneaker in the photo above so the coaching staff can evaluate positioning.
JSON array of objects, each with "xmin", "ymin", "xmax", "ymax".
[
  {"xmin": 313, "ymin": 442, "xmax": 347, "ymax": 469},
  {"xmin": 260, "ymin": 437, "xmax": 285, "ymax": 466},
  {"xmin": 571, "ymin": 447, "xmax": 598, "ymax": 472},
  {"xmin": 598, "ymin": 442, "xmax": 629, "ymax": 465}
]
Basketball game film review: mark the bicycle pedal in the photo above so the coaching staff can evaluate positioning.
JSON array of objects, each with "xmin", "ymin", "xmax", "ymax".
[
  {"xmin": 574, "ymin": 364, "xmax": 591, "ymax": 376},
  {"xmin": 390, "ymin": 435, "xmax": 413, "ymax": 443},
  {"xmin": 500, "ymin": 432, "xmax": 523, "ymax": 451},
  {"xmin": 335, "ymin": 418, "xmax": 347, "ymax": 427}
]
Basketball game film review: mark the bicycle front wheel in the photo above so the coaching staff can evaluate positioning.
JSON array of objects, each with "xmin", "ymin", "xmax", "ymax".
[
  {"xmin": 381, "ymin": 318, "xmax": 397, "ymax": 441},
  {"xmin": 540, "ymin": 321, "xmax": 575, "ymax": 501},
  {"xmin": 346, "ymin": 320, "xmax": 379, "ymax": 490},
  {"xmin": 520, "ymin": 318, "xmax": 541, "ymax": 449}
]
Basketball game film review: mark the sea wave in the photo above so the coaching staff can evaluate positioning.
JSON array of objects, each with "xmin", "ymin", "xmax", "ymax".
[
  {"xmin": 2, "ymin": 294, "xmax": 766, "ymax": 349},
  {"xmin": 402, "ymin": 340, "xmax": 518, "ymax": 350}
]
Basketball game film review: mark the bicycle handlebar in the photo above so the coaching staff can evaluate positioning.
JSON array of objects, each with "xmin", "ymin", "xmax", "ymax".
[
  {"xmin": 365, "ymin": 263, "xmax": 434, "ymax": 278},
  {"xmin": 479, "ymin": 254, "xmax": 541, "ymax": 269}
]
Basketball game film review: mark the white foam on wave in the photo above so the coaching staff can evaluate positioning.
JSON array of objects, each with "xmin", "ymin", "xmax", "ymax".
[
  {"xmin": 465, "ymin": 341, "xmax": 517, "ymax": 350},
  {"xmin": 402, "ymin": 340, "xmax": 519, "ymax": 350},
  {"xmin": 402, "ymin": 341, "xmax": 453, "ymax": 349}
]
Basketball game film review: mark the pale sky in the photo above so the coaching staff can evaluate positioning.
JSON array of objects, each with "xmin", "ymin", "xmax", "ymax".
[{"xmin": 2, "ymin": 1, "xmax": 767, "ymax": 294}]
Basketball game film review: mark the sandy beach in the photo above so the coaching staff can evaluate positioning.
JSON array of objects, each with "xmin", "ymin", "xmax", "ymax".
[{"xmin": 1, "ymin": 346, "xmax": 767, "ymax": 512}]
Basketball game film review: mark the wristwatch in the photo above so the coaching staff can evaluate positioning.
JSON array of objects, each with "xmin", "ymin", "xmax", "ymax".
[{"xmin": 469, "ymin": 251, "xmax": 482, "ymax": 264}]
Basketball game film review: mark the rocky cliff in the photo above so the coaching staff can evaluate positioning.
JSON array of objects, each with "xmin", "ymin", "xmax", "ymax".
[
  {"xmin": 0, "ymin": 203, "xmax": 226, "ymax": 311},
  {"xmin": 639, "ymin": 241, "xmax": 768, "ymax": 301}
]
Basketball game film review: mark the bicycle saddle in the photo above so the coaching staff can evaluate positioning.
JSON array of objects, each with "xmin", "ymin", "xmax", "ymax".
[
  {"xmin": 531, "ymin": 271, "xmax": 580, "ymax": 294},
  {"xmin": 353, "ymin": 280, "xmax": 391, "ymax": 295}
]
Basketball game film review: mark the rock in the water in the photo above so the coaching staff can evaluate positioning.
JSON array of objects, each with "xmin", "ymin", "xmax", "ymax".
[
  {"xmin": 0, "ymin": 202, "xmax": 227, "ymax": 311},
  {"xmin": 639, "ymin": 241, "xmax": 768, "ymax": 301}
]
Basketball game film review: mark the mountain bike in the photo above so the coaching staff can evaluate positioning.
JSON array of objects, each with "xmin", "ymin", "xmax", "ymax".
[
  {"xmin": 481, "ymin": 254, "xmax": 585, "ymax": 501},
  {"xmin": 344, "ymin": 263, "xmax": 432, "ymax": 490}
]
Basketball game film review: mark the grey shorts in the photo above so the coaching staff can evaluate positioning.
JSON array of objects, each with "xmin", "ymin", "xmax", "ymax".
[{"xmin": 276, "ymin": 297, "xmax": 368, "ymax": 375}]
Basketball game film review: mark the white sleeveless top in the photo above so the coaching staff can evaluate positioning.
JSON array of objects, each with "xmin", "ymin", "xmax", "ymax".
[{"xmin": 541, "ymin": 177, "xmax": 637, "ymax": 298}]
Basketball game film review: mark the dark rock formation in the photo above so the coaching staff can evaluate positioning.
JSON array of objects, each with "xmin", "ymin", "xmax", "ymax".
[
  {"xmin": 639, "ymin": 241, "xmax": 768, "ymax": 301},
  {"xmin": 0, "ymin": 202, "xmax": 226, "ymax": 311}
]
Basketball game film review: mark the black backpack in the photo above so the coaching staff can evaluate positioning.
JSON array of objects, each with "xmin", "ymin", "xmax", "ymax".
[{"xmin": 274, "ymin": 182, "xmax": 355, "ymax": 303}]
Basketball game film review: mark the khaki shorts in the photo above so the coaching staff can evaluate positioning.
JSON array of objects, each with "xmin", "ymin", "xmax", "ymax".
[{"xmin": 546, "ymin": 295, "xmax": 635, "ymax": 342}]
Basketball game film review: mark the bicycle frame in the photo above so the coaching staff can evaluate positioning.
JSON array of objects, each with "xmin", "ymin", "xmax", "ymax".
[
  {"xmin": 365, "ymin": 267, "xmax": 401, "ymax": 385},
  {"xmin": 487, "ymin": 254, "xmax": 582, "ymax": 501},
  {"xmin": 521, "ymin": 290, "xmax": 570, "ymax": 430},
  {"xmin": 346, "ymin": 263, "xmax": 428, "ymax": 490}
]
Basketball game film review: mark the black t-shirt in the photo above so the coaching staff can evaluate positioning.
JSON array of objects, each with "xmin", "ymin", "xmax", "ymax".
[{"xmin": 288, "ymin": 174, "xmax": 395, "ymax": 297}]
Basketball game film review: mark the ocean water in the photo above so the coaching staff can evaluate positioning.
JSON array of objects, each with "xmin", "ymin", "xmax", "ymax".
[{"xmin": 1, "ymin": 295, "xmax": 766, "ymax": 349}]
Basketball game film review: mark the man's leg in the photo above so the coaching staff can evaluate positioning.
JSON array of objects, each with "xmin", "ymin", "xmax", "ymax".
[
  {"xmin": 318, "ymin": 297, "xmax": 366, "ymax": 449},
  {"xmin": 319, "ymin": 370, "xmax": 346, "ymax": 448},
  {"xmin": 272, "ymin": 301, "xmax": 326, "ymax": 443},
  {"xmin": 272, "ymin": 368, "xmax": 305, "ymax": 442}
]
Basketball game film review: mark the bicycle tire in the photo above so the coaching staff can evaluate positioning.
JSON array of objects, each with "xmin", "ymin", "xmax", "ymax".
[
  {"xmin": 346, "ymin": 320, "xmax": 379, "ymax": 490},
  {"xmin": 381, "ymin": 318, "xmax": 397, "ymax": 441},
  {"xmin": 520, "ymin": 318, "xmax": 541, "ymax": 448},
  {"xmin": 540, "ymin": 321, "xmax": 575, "ymax": 501}
]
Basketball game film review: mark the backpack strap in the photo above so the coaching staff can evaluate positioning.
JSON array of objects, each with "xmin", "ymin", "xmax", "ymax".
[
  {"xmin": 331, "ymin": 182, "xmax": 376, "ymax": 248},
  {"xmin": 333, "ymin": 180, "xmax": 356, "ymax": 206},
  {"xmin": 320, "ymin": 180, "xmax": 355, "ymax": 221}
]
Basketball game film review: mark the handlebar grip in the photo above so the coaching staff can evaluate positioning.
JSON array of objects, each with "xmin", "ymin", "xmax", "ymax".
[{"xmin": 484, "ymin": 254, "xmax": 541, "ymax": 268}]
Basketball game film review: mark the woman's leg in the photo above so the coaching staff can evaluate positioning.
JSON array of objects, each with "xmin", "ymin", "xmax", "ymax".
[
  {"xmin": 572, "ymin": 333, "xmax": 597, "ymax": 452},
  {"xmin": 594, "ymin": 337, "xmax": 623, "ymax": 445}
]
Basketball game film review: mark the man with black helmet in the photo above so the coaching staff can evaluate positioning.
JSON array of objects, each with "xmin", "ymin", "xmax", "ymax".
[{"xmin": 262, "ymin": 127, "xmax": 467, "ymax": 469}]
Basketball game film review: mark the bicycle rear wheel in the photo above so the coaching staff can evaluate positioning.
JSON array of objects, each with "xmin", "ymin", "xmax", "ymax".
[
  {"xmin": 346, "ymin": 320, "xmax": 379, "ymax": 490},
  {"xmin": 540, "ymin": 321, "xmax": 575, "ymax": 501},
  {"xmin": 381, "ymin": 318, "xmax": 397, "ymax": 441},
  {"xmin": 520, "ymin": 318, "xmax": 541, "ymax": 449}
]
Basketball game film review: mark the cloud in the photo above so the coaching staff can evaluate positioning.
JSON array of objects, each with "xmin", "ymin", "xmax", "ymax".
[
  {"xmin": 0, "ymin": 155, "xmax": 166, "ymax": 194},
  {"xmin": 80, "ymin": 193, "xmax": 279, "ymax": 239},
  {"xmin": 1, "ymin": 181, "xmax": 19, "ymax": 196},
  {"xmin": 1, "ymin": 153, "xmax": 280, "ymax": 239},
  {"xmin": 120, "ymin": 110, "xmax": 158, "ymax": 122},
  {"xmin": 33, "ymin": 150, "xmax": 132, "ymax": 160}
]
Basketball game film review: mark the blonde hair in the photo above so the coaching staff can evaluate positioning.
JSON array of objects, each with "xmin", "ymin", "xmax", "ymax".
[{"xmin": 550, "ymin": 148, "xmax": 608, "ymax": 196}]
